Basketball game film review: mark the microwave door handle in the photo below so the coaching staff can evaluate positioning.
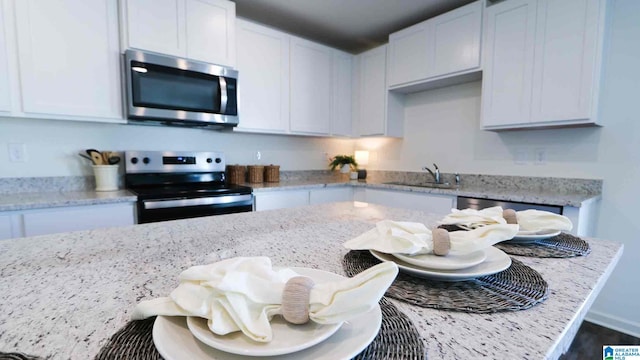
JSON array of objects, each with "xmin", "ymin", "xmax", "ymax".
[{"xmin": 219, "ymin": 77, "xmax": 228, "ymax": 113}]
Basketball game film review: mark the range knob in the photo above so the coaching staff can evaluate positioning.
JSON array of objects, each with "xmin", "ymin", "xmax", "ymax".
[
  {"xmin": 206, "ymin": 158, "xmax": 213, "ymax": 163},
  {"xmin": 142, "ymin": 157, "xmax": 150, "ymax": 164},
  {"xmin": 130, "ymin": 157, "xmax": 138, "ymax": 164},
  {"xmin": 215, "ymin": 158, "xmax": 222, "ymax": 164}
]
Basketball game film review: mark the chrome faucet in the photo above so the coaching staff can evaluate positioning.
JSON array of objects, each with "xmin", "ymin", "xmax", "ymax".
[{"xmin": 422, "ymin": 163, "xmax": 441, "ymax": 184}]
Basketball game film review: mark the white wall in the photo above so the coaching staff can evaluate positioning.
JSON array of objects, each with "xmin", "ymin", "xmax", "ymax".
[
  {"xmin": 356, "ymin": 0, "xmax": 640, "ymax": 337},
  {"xmin": 0, "ymin": 117, "xmax": 354, "ymax": 178}
]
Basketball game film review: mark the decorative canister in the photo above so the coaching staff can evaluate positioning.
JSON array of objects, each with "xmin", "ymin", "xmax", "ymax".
[
  {"xmin": 226, "ymin": 165, "xmax": 246, "ymax": 184},
  {"xmin": 247, "ymin": 165, "xmax": 265, "ymax": 183},
  {"xmin": 264, "ymin": 164, "xmax": 280, "ymax": 183}
]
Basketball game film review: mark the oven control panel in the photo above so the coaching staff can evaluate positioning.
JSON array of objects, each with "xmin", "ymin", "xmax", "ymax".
[{"xmin": 125, "ymin": 151, "xmax": 225, "ymax": 173}]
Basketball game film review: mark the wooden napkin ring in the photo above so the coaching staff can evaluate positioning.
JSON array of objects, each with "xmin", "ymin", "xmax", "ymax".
[
  {"xmin": 503, "ymin": 209, "xmax": 518, "ymax": 224},
  {"xmin": 282, "ymin": 276, "xmax": 315, "ymax": 324},
  {"xmin": 432, "ymin": 228, "xmax": 451, "ymax": 256}
]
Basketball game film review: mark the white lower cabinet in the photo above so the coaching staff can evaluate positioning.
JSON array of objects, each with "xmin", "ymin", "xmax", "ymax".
[
  {"xmin": 309, "ymin": 187, "xmax": 353, "ymax": 205},
  {"xmin": 253, "ymin": 191, "xmax": 310, "ymax": 212},
  {"xmin": 360, "ymin": 189, "xmax": 455, "ymax": 214},
  {"xmin": 254, "ymin": 187, "xmax": 354, "ymax": 211},
  {"xmin": 0, "ymin": 214, "xmax": 14, "ymax": 240},
  {"xmin": 1, "ymin": 203, "xmax": 135, "ymax": 239}
]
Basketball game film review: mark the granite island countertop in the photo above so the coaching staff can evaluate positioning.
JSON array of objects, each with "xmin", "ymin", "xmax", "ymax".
[{"xmin": 0, "ymin": 202, "xmax": 622, "ymax": 359}]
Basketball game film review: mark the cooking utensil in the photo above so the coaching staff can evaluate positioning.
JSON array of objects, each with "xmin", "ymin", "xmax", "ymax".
[
  {"xmin": 86, "ymin": 149, "xmax": 104, "ymax": 165},
  {"xmin": 78, "ymin": 153, "xmax": 93, "ymax": 162},
  {"xmin": 108, "ymin": 156, "xmax": 121, "ymax": 165}
]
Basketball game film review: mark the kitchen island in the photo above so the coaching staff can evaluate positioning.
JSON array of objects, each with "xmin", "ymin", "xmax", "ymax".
[{"xmin": 0, "ymin": 202, "xmax": 622, "ymax": 359}]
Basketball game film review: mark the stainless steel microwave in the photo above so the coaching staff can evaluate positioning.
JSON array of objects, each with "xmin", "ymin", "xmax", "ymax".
[{"xmin": 123, "ymin": 50, "xmax": 238, "ymax": 129}]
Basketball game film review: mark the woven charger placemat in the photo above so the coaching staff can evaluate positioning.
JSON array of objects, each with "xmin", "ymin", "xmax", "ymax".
[
  {"xmin": 343, "ymin": 250, "xmax": 548, "ymax": 313},
  {"xmin": 94, "ymin": 299, "xmax": 426, "ymax": 360},
  {"xmin": 439, "ymin": 225, "xmax": 591, "ymax": 258}
]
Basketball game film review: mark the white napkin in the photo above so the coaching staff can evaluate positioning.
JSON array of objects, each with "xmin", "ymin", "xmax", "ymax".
[
  {"xmin": 516, "ymin": 209, "xmax": 573, "ymax": 234},
  {"xmin": 439, "ymin": 207, "xmax": 573, "ymax": 234},
  {"xmin": 439, "ymin": 206, "xmax": 507, "ymax": 228},
  {"xmin": 343, "ymin": 220, "xmax": 519, "ymax": 255},
  {"xmin": 132, "ymin": 257, "xmax": 398, "ymax": 342}
]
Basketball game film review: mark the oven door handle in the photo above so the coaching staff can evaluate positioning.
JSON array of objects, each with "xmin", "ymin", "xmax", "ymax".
[{"xmin": 142, "ymin": 194, "xmax": 252, "ymax": 210}]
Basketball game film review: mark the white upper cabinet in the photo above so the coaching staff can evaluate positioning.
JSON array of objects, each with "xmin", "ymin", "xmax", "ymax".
[
  {"xmin": 482, "ymin": 0, "xmax": 607, "ymax": 130},
  {"xmin": 387, "ymin": 22, "xmax": 430, "ymax": 87},
  {"xmin": 481, "ymin": 0, "xmax": 537, "ymax": 127},
  {"xmin": 429, "ymin": 1, "xmax": 482, "ymax": 78},
  {"xmin": 290, "ymin": 36, "xmax": 333, "ymax": 135},
  {"xmin": 125, "ymin": 0, "xmax": 186, "ymax": 58},
  {"xmin": 235, "ymin": 19, "xmax": 290, "ymax": 133},
  {"xmin": 331, "ymin": 50, "xmax": 353, "ymax": 137},
  {"xmin": 387, "ymin": 0, "xmax": 482, "ymax": 91},
  {"xmin": 14, "ymin": 0, "xmax": 122, "ymax": 120},
  {"xmin": 122, "ymin": 0, "xmax": 236, "ymax": 67},
  {"xmin": 530, "ymin": 0, "xmax": 604, "ymax": 125},
  {"xmin": 358, "ymin": 45, "xmax": 386, "ymax": 136},
  {"xmin": 356, "ymin": 44, "xmax": 403, "ymax": 137},
  {"xmin": 185, "ymin": 0, "xmax": 235, "ymax": 66},
  {"xmin": 235, "ymin": 19, "xmax": 351, "ymax": 137}
]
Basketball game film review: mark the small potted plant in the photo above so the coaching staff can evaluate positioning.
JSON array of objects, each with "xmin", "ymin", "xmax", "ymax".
[{"xmin": 329, "ymin": 155, "xmax": 358, "ymax": 175}]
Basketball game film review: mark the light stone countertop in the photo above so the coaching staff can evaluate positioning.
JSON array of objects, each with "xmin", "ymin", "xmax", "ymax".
[
  {"xmin": 250, "ymin": 179, "xmax": 600, "ymax": 208},
  {"xmin": 0, "ymin": 190, "xmax": 137, "ymax": 212},
  {"xmin": 0, "ymin": 202, "xmax": 622, "ymax": 359}
]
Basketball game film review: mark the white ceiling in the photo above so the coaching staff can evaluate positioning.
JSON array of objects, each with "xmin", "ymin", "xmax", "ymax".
[{"xmin": 232, "ymin": 0, "xmax": 476, "ymax": 54}]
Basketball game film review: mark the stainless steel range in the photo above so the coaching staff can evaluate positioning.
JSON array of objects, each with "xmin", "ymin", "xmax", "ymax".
[{"xmin": 125, "ymin": 151, "xmax": 253, "ymax": 224}]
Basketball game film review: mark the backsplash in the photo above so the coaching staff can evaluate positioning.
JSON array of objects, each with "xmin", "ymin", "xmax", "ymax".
[{"xmin": 0, "ymin": 176, "xmax": 100, "ymax": 194}]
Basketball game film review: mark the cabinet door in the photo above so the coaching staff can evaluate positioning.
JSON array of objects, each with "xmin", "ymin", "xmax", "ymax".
[
  {"xmin": 290, "ymin": 37, "xmax": 333, "ymax": 135},
  {"xmin": 481, "ymin": 0, "xmax": 537, "ymax": 127},
  {"xmin": 530, "ymin": 0, "xmax": 602, "ymax": 123},
  {"xmin": 235, "ymin": 19, "xmax": 289, "ymax": 133},
  {"xmin": 254, "ymin": 191, "xmax": 309, "ymax": 211},
  {"xmin": 387, "ymin": 22, "xmax": 430, "ymax": 87},
  {"xmin": 22, "ymin": 203, "xmax": 135, "ymax": 237},
  {"xmin": 332, "ymin": 50, "xmax": 353, "ymax": 137},
  {"xmin": 429, "ymin": 0, "xmax": 482, "ymax": 78},
  {"xmin": 0, "ymin": 2, "xmax": 11, "ymax": 113},
  {"xmin": 0, "ymin": 214, "xmax": 13, "ymax": 240},
  {"xmin": 125, "ymin": 0, "xmax": 186, "ymax": 57},
  {"xmin": 185, "ymin": 0, "xmax": 235, "ymax": 67},
  {"xmin": 364, "ymin": 189, "xmax": 454, "ymax": 214},
  {"xmin": 309, "ymin": 187, "xmax": 354, "ymax": 205},
  {"xmin": 14, "ymin": 0, "xmax": 122, "ymax": 119},
  {"xmin": 358, "ymin": 45, "xmax": 387, "ymax": 136}
]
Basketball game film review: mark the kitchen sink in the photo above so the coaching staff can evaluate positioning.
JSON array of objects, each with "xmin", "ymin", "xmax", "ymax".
[{"xmin": 384, "ymin": 181, "xmax": 454, "ymax": 189}]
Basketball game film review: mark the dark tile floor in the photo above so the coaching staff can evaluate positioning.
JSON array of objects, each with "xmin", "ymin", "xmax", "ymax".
[{"xmin": 560, "ymin": 321, "xmax": 640, "ymax": 360}]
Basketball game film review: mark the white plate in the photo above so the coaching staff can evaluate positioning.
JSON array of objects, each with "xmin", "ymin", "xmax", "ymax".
[
  {"xmin": 371, "ymin": 247, "xmax": 511, "ymax": 282},
  {"xmin": 510, "ymin": 230, "xmax": 561, "ymax": 243},
  {"xmin": 153, "ymin": 308, "xmax": 382, "ymax": 360},
  {"xmin": 153, "ymin": 267, "xmax": 382, "ymax": 359},
  {"xmin": 186, "ymin": 267, "xmax": 342, "ymax": 356},
  {"xmin": 392, "ymin": 250, "xmax": 486, "ymax": 270}
]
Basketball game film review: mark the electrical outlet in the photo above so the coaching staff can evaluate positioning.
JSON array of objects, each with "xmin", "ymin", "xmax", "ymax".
[
  {"xmin": 255, "ymin": 151, "xmax": 261, "ymax": 161},
  {"xmin": 8, "ymin": 143, "xmax": 27, "ymax": 162}
]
